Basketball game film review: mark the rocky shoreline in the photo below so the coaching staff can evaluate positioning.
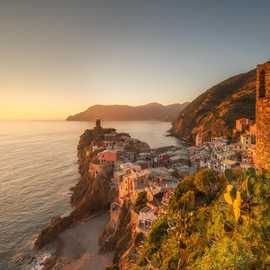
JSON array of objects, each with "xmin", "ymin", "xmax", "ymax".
[
  {"xmin": 31, "ymin": 123, "xmax": 150, "ymax": 270},
  {"xmin": 34, "ymin": 129, "xmax": 117, "ymax": 250}
]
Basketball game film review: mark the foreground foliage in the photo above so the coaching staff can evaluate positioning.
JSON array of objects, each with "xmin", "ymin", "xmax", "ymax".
[
  {"xmin": 134, "ymin": 191, "xmax": 148, "ymax": 213},
  {"xmin": 134, "ymin": 168, "xmax": 270, "ymax": 270}
]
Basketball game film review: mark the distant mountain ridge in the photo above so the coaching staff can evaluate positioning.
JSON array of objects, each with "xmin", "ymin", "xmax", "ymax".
[
  {"xmin": 67, "ymin": 102, "xmax": 189, "ymax": 122},
  {"xmin": 171, "ymin": 68, "xmax": 256, "ymax": 144}
]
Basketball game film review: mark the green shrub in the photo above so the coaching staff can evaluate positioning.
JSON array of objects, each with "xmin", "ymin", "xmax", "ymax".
[
  {"xmin": 193, "ymin": 168, "xmax": 218, "ymax": 196},
  {"xmin": 134, "ymin": 170, "xmax": 270, "ymax": 270},
  {"xmin": 105, "ymin": 266, "xmax": 119, "ymax": 270},
  {"xmin": 169, "ymin": 176, "xmax": 195, "ymax": 211},
  {"xmin": 148, "ymin": 218, "xmax": 168, "ymax": 247},
  {"xmin": 179, "ymin": 190, "xmax": 195, "ymax": 211},
  {"xmin": 134, "ymin": 191, "xmax": 147, "ymax": 212},
  {"xmin": 135, "ymin": 232, "xmax": 145, "ymax": 245}
]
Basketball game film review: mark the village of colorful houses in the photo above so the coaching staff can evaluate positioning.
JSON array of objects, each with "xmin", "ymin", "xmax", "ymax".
[{"xmin": 88, "ymin": 118, "xmax": 256, "ymax": 237}]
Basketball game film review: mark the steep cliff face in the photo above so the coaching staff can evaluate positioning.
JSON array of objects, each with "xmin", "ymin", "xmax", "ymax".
[
  {"xmin": 35, "ymin": 129, "xmax": 115, "ymax": 250},
  {"xmin": 99, "ymin": 201, "xmax": 143, "ymax": 269},
  {"xmin": 171, "ymin": 69, "xmax": 256, "ymax": 144}
]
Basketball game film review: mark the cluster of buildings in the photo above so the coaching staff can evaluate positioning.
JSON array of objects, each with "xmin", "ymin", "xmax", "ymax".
[
  {"xmin": 87, "ymin": 61, "xmax": 270, "ymax": 237},
  {"xmin": 87, "ymin": 120, "xmax": 191, "ymax": 235},
  {"xmin": 191, "ymin": 118, "xmax": 256, "ymax": 172},
  {"xmin": 110, "ymin": 145, "xmax": 191, "ymax": 235},
  {"xmin": 191, "ymin": 61, "xmax": 270, "ymax": 173}
]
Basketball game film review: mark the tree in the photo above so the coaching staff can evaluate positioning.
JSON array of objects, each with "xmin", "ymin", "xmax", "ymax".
[{"xmin": 134, "ymin": 191, "xmax": 147, "ymax": 212}]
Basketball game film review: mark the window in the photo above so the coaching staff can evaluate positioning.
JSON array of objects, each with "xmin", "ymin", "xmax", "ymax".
[
  {"xmin": 259, "ymin": 70, "xmax": 266, "ymax": 98},
  {"xmin": 145, "ymin": 219, "xmax": 152, "ymax": 229}
]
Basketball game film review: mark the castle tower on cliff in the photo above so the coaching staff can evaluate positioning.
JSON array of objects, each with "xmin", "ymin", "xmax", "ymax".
[
  {"xmin": 95, "ymin": 119, "xmax": 102, "ymax": 129},
  {"xmin": 256, "ymin": 61, "xmax": 270, "ymax": 170}
]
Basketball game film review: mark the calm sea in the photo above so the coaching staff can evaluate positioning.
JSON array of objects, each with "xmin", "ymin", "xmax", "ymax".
[{"xmin": 0, "ymin": 120, "xmax": 179, "ymax": 269}]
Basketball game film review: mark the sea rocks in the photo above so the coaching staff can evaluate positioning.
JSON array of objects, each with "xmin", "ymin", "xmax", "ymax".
[{"xmin": 34, "ymin": 215, "xmax": 72, "ymax": 249}]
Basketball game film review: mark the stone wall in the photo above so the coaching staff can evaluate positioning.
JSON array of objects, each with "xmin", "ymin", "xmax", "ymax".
[{"xmin": 256, "ymin": 62, "xmax": 270, "ymax": 170}]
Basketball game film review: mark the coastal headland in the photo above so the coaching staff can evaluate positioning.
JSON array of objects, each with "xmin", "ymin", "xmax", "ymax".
[{"xmin": 33, "ymin": 120, "xmax": 187, "ymax": 269}]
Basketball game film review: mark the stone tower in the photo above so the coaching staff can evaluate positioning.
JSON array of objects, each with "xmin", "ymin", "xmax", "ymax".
[
  {"xmin": 95, "ymin": 119, "xmax": 101, "ymax": 129},
  {"xmin": 256, "ymin": 61, "xmax": 270, "ymax": 171}
]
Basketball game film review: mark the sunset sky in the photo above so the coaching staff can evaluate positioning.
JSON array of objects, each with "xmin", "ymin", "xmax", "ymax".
[{"xmin": 1, "ymin": 0, "xmax": 270, "ymax": 120}]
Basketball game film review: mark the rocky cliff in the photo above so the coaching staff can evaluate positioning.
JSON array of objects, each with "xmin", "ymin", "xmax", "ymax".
[
  {"xmin": 99, "ymin": 197, "xmax": 146, "ymax": 269},
  {"xmin": 34, "ymin": 126, "xmax": 150, "ymax": 267},
  {"xmin": 67, "ymin": 102, "xmax": 189, "ymax": 122},
  {"xmin": 171, "ymin": 69, "xmax": 256, "ymax": 144},
  {"xmin": 34, "ymin": 128, "xmax": 116, "ymax": 250}
]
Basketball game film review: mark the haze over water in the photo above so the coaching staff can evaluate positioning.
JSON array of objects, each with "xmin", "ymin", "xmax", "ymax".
[{"xmin": 0, "ymin": 120, "xmax": 179, "ymax": 269}]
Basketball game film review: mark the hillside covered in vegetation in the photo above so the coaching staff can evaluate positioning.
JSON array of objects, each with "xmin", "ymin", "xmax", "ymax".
[
  {"xmin": 126, "ymin": 169, "xmax": 270, "ymax": 270},
  {"xmin": 171, "ymin": 69, "xmax": 256, "ymax": 144}
]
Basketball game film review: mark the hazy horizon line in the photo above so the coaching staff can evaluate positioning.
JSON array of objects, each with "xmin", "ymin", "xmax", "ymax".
[{"xmin": 1, "ymin": 101, "xmax": 190, "ymax": 121}]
